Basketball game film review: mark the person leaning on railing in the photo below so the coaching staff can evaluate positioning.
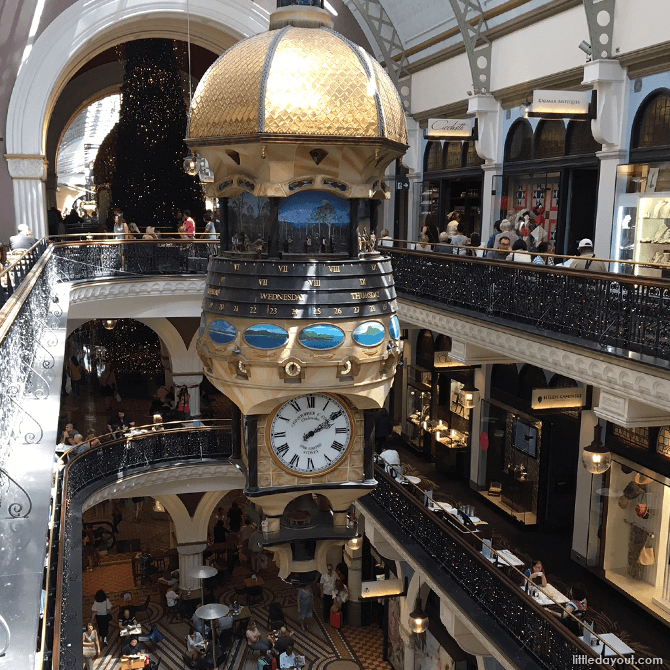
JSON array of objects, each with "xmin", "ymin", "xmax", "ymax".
[{"xmin": 559, "ymin": 239, "xmax": 608, "ymax": 272}]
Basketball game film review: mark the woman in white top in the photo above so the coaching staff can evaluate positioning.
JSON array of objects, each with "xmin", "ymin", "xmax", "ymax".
[
  {"xmin": 91, "ymin": 589, "xmax": 112, "ymax": 644},
  {"xmin": 82, "ymin": 622, "xmax": 100, "ymax": 669},
  {"xmin": 416, "ymin": 233, "xmax": 433, "ymax": 252},
  {"xmin": 510, "ymin": 239, "xmax": 532, "ymax": 263},
  {"xmin": 331, "ymin": 580, "xmax": 349, "ymax": 612}
]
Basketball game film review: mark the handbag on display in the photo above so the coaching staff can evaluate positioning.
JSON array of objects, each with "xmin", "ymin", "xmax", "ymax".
[
  {"xmin": 638, "ymin": 542, "xmax": 655, "ymax": 566},
  {"xmin": 330, "ymin": 611, "xmax": 342, "ymax": 628}
]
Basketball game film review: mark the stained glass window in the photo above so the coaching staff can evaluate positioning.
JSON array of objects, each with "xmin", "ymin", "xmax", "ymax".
[
  {"xmin": 534, "ymin": 120, "xmax": 565, "ymax": 159},
  {"xmin": 566, "ymin": 121, "xmax": 601, "ymax": 156},
  {"xmin": 505, "ymin": 120, "xmax": 532, "ymax": 162},
  {"xmin": 634, "ymin": 92, "xmax": 670, "ymax": 148},
  {"xmin": 424, "ymin": 141, "xmax": 442, "ymax": 172},
  {"xmin": 613, "ymin": 425, "xmax": 649, "ymax": 450},
  {"xmin": 443, "ymin": 142, "xmax": 462, "ymax": 169}
]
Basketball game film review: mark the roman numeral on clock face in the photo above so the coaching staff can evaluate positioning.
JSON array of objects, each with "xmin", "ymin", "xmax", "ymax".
[
  {"xmin": 331, "ymin": 441, "xmax": 344, "ymax": 452},
  {"xmin": 274, "ymin": 431, "xmax": 286, "ymax": 439},
  {"xmin": 290, "ymin": 399, "xmax": 301, "ymax": 412},
  {"xmin": 307, "ymin": 396, "xmax": 315, "ymax": 408},
  {"xmin": 276, "ymin": 444, "xmax": 289, "ymax": 457},
  {"xmin": 335, "ymin": 427, "xmax": 348, "ymax": 434},
  {"xmin": 307, "ymin": 458, "xmax": 314, "ymax": 470},
  {"xmin": 289, "ymin": 454, "xmax": 300, "ymax": 468}
]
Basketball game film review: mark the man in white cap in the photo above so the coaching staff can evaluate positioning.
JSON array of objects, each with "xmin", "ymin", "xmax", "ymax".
[
  {"xmin": 563, "ymin": 239, "xmax": 607, "ymax": 272},
  {"xmin": 9, "ymin": 224, "xmax": 34, "ymax": 251}
]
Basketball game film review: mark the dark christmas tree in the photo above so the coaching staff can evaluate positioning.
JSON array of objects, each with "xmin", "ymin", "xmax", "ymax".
[{"xmin": 112, "ymin": 39, "xmax": 204, "ymax": 230}]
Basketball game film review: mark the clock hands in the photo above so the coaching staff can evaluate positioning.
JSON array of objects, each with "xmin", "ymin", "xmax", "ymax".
[{"xmin": 303, "ymin": 419, "xmax": 332, "ymax": 442}]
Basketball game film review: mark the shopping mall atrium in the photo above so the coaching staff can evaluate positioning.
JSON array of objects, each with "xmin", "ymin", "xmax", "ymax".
[{"xmin": 1, "ymin": 1, "xmax": 670, "ymax": 669}]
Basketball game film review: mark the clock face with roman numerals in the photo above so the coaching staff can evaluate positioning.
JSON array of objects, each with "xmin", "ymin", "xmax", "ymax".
[{"xmin": 266, "ymin": 393, "xmax": 354, "ymax": 476}]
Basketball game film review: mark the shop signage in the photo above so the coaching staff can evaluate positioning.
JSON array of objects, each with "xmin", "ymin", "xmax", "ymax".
[
  {"xmin": 425, "ymin": 118, "xmax": 474, "ymax": 139},
  {"xmin": 396, "ymin": 176, "xmax": 410, "ymax": 190},
  {"xmin": 528, "ymin": 89, "xmax": 592, "ymax": 118},
  {"xmin": 531, "ymin": 387, "xmax": 585, "ymax": 410}
]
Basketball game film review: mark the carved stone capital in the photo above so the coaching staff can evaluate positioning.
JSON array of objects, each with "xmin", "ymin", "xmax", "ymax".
[
  {"xmin": 467, "ymin": 94, "xmax": 501, "ymax": 164},
  {"xmin": 172, "ymin": 374, "xmax": 204, "ymax": 387},
  {"xmin": 5, "ymin": 155, "xmax": 48, "ymax": 180}
]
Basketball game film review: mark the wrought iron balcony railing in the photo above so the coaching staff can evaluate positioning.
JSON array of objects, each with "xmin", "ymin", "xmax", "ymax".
[
  {"xmin": 48, "ymin": 421, "xmax": 234, "ymax": 669},
  {"xmin": 388, "ymin": 247, "xmax": 670, "ymax": 365},
  {"xmin": 360, "ymin": 465, "xmax": 604, "ymax": 670},
  {"xmin": 0, "ymin": 238, "xmax": 50, "ymax": 310}
]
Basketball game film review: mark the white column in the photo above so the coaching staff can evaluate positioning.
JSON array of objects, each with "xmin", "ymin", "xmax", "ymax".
[
  {"xmin": 178, "ymin": 543, "xmax": 208, "ymax": 592},
  {"xmin": 6, "ymin": 156, "xmax": 48, "ymax": 237},
  {"xmin": 594, "ymin": 149, "xmax": 627, "ymax": 258},
  {"xmin": 571, "ymin": 409, "xmax": 599, "ymax": 566},
  {"xmin": 344, "ymin": 540, "xmax": 363, "ymax": 626},
  {"xmin": 404, "ymin": 116, "xmax": 423, "ymax": 243},
  {"xmin": 582, "ymin": 60, "xmax": 629, "ymax": 259},
  {"xmin": 468, "ymin": 94, "xmax": 503, "ymax": 241},
  {"xmin": 469, "ymin": 365, "xmax": 488, "ymax": 490}
]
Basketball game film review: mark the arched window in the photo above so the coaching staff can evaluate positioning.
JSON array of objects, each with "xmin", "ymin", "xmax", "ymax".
[
  {"xmin": 464, "ymin": 141, "xmax": 484, "ymax": 166},
  {"xmin": 504, "ymin": 119, "xmax": 533, "ymax": 162},
  {"xmin": 490, "ymin": 364, "xmax": 519, "ymax": 396},
  {"xmin": 632, "ymin": 90, "xmax": 670, "ymax": 149},
  {"xmin": 443, "ymin": 142, "xmax": 462, "ymax": 169},
  {"xmin": 518, "ymin": 364, "xmax": 547, "ymax": 402},
  {"xmin": 424, "ymin": 141, "xmax": 442, "ymax": 172},
  {"xmin": 565, "ymin": 121, "xmax": 601, "ymax": 156},
  {"xmin": 534, "ymin": 120, "xmax": 565, "ymax": 159}
]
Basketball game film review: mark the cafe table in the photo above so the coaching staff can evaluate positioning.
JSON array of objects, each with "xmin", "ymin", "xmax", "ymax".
[
  {"xmin": 119, "ymin": 625, "xmax": 143, "ymax": 637},
  {"xmin": 244, "ymin": 576, "xmax": 264, "ymax": 588},
  {"xmin": 120, "ymin": 656, "xmax": 147, "ymax": 670},
  {"xmin": 582, "ymin": 632, "xmax": 634, "ymax": 658},
  {"xmin": 522, "ymin": 583, "xmax": 570, "ymax": 607}
]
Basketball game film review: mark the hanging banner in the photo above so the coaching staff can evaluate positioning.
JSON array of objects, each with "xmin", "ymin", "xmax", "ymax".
[
  {"xmin": 425, "ymin": 118, "xmax": 474, "ymax": 139},
  {"xmin": 529, "ymin": 90, "xmax": 591, "ymax": 117},
  {"xmin": 531, "ymin": 387, "xmax": 585, "ymax": 410}
]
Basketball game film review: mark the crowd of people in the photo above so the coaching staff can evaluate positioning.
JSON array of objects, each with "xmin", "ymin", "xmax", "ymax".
[{"xmin": 406, "ymin": 210, "xmax": 610, "ymax": 271}]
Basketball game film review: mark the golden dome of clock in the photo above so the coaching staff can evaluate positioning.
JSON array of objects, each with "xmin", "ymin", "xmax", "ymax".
[{"xmin": 187, "ymin": 28, "xmax": 406, "ymax": 146}]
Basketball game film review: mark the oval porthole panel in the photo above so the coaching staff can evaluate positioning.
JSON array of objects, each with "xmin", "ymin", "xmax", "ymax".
[
  {"xmin": 299, "ymin": 324, "xmax": 345, "ymax": 350},
  {"xmin": 389, "ymin": 315, "xmax": 400, "ymax": 340},
  {"xmin": 353, "ymin": 321, "xmax": 385, "ymax": 347},
  {"xmin": 244, "ymin": 324, "xmax": 289, "ymax": 349},
  {"xmin": 208, "ymin": 320, "xmax": 236, "ymax": 345}
]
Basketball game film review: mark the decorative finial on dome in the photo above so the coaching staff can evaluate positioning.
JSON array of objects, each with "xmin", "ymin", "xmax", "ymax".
[{"xmin": 271, "ymin": 0, "xmax": 333, "ymax": 30}]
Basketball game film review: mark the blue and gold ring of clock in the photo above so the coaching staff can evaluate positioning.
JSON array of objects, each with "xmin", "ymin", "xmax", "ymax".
[{"xmin": 202, "ymin": 256, "xmax": 397, "ymax": 321}]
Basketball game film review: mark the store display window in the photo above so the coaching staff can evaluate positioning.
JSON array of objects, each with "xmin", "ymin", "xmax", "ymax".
[
  {"xmin": 611, "ymin": 163, "xmax": 670, "ymax": 276},
  {"xmin": 480, "ymin": 399, "xmax": 541, "ymax": 525},
  {"xmin": 589, "ymin": 458, "xmax": 670, "ymax": 624},
  {"xmin": 404, "ymin": 365, "xmax": 432, "ymax": 453}
]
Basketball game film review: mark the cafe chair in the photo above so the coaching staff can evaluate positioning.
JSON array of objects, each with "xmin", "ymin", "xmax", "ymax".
[{"xmin": 232, "ymin": 582, "xmax": 248, "ymax": 605}]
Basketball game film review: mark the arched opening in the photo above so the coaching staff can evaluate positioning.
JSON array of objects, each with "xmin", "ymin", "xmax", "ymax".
[
  {"xmin": 424, "ymin": 141, "xmax": 443, "ymax": 172},
  {"xmin": 533, "ymin": 120, "xmax": 565, "ymax": 160},
  {"xmin": 504, "ymin": 119, "xmax": 533, "ymax": 162},
  {"xmin": 464, "ymin": 141, "xmax": 484, "ymax": 166},
  {"xmin": 565, "ymin": 120, "xmax": 601, "ymax": 156},
  {"xmin": 632, "ymin": 89, "xmax": 670, "ymax": 151},
  {"xmin": 443, "ymin": 141, "xmax": 462, "ymax": 170},
  {"xmin": 517, "ymin": 364, "xmax": 547, "ymax": 402}
]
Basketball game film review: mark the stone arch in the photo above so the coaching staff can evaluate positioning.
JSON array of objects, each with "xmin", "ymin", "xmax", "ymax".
[{"xmin": 6, "ymin": 0, "xmax": 269, "ymax": 235}]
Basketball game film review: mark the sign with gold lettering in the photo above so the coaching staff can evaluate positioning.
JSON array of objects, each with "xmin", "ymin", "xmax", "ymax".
[
  {"xmin": 426, "ymin": 118, "xmax": 474, "ymax": 139},
  {"xmin": 531, "ymin": 387, "xmax": 585, "ymax": 410}
]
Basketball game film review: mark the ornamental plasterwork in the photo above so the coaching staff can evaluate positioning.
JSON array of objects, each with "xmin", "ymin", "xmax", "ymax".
[
  {"xmin": 82, "ymin": 462, "xmax": 245, "ymax": 512},
  {"xmin": 5, "ymin": 156, "xmax": 48, "ymax": 179},
  {"xmin": 69, "ymin": 277, "xmax": 206, "ymax": 304},
  {"xmin": 398, "ymin": 300, "xmax": 670, "ymax": 414}
]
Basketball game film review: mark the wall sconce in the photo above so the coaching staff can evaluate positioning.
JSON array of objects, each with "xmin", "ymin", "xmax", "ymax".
[
  {"xmin": 461, "ymin": 381, "xmax": 480, "ymax": 409},
  {"xmin": 582, "ymin": 424, "xmax": 612, "ymax": 474},
  {"xmin": 347, "ymin": 535, "xmax": 362, "ymax": 551},
  {"xmin": 102, "ymin": 319, "xmax": 117, "ymax": 330},
  {"xmin": 410, "ymin": 577, "xmax": 428, "ymax": 634},
  {"xmin": 153, "ymin": 499, "xmax": 165, "ymax": 513},
  {"xmin": 578, "ymin": 40, "xmax": 592, "ymax": 56}
]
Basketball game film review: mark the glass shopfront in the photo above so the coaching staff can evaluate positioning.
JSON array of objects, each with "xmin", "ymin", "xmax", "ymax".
[
  {"xmin": 611, "ymin": 89, "xmax": 670, "ymax": 275},
  {"xmin": 418, "ymin": 140, "xmax": 484, "ymax": 240},
  {"xmin": 585, "ymin": 424, "xmax": 670, "ymax": 624},
  {"xmin": 478, "ymin": 364, "xmax": 583, "ymax": 528},
  {"xmin": 499, "ymin": 119, "xmax": 600, "ymax": 255},
  {"xmin": 402, "ymin": 331, "xmax": 474, "ymax": 479}
]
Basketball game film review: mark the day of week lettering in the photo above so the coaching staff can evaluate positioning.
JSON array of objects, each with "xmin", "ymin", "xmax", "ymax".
[
  {"xmin": 207, "ymin": 288, "xmax": 221, "ymax": 296},
  {"xmin": 308, "ymin": 279, "xmax": 321, "ymax": 287},
  {"xmin": 260, "ymin": 293, "xmax": 305, "ymax": 301},
  {"xmin": 350, "ymin": 291, "xmax": 380, "ymax": 300},
  {"xmin": 328, "ymin": 266, "xmax": 341, "ymax": 273}
]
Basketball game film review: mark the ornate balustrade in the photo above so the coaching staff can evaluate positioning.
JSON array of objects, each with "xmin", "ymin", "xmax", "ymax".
[
  {"xmin": 52, "ymin": 238, "xmax": 213, "ymax": 280},
  {"xmin": 50, "ymin": 422, "xmax": 233, "ymax": 669},
  {"xmin": 388, "ymin": 248, "xmax": 670, "ymax": 364},
  {"xmin": 0, "ymin": 238, "xmax": 50, "ymax": 309},
  {"xmin": 361, "ymin": 466, "xmax": 596, "ymax": 670}
]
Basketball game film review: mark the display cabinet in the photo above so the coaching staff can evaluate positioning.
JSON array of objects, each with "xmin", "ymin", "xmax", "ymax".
[{"xmin": 404, "ymin": 365, "xmax": 432, "ymax": 455}]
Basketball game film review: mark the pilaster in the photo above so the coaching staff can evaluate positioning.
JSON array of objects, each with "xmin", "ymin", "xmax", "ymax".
[
  {"xmin": 5, "ymin": 155, "xmax": 48, "ymax": 238},
  {"xmin": 344, "ymin": 540, "xmax": 362, "ymax": 626}
]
